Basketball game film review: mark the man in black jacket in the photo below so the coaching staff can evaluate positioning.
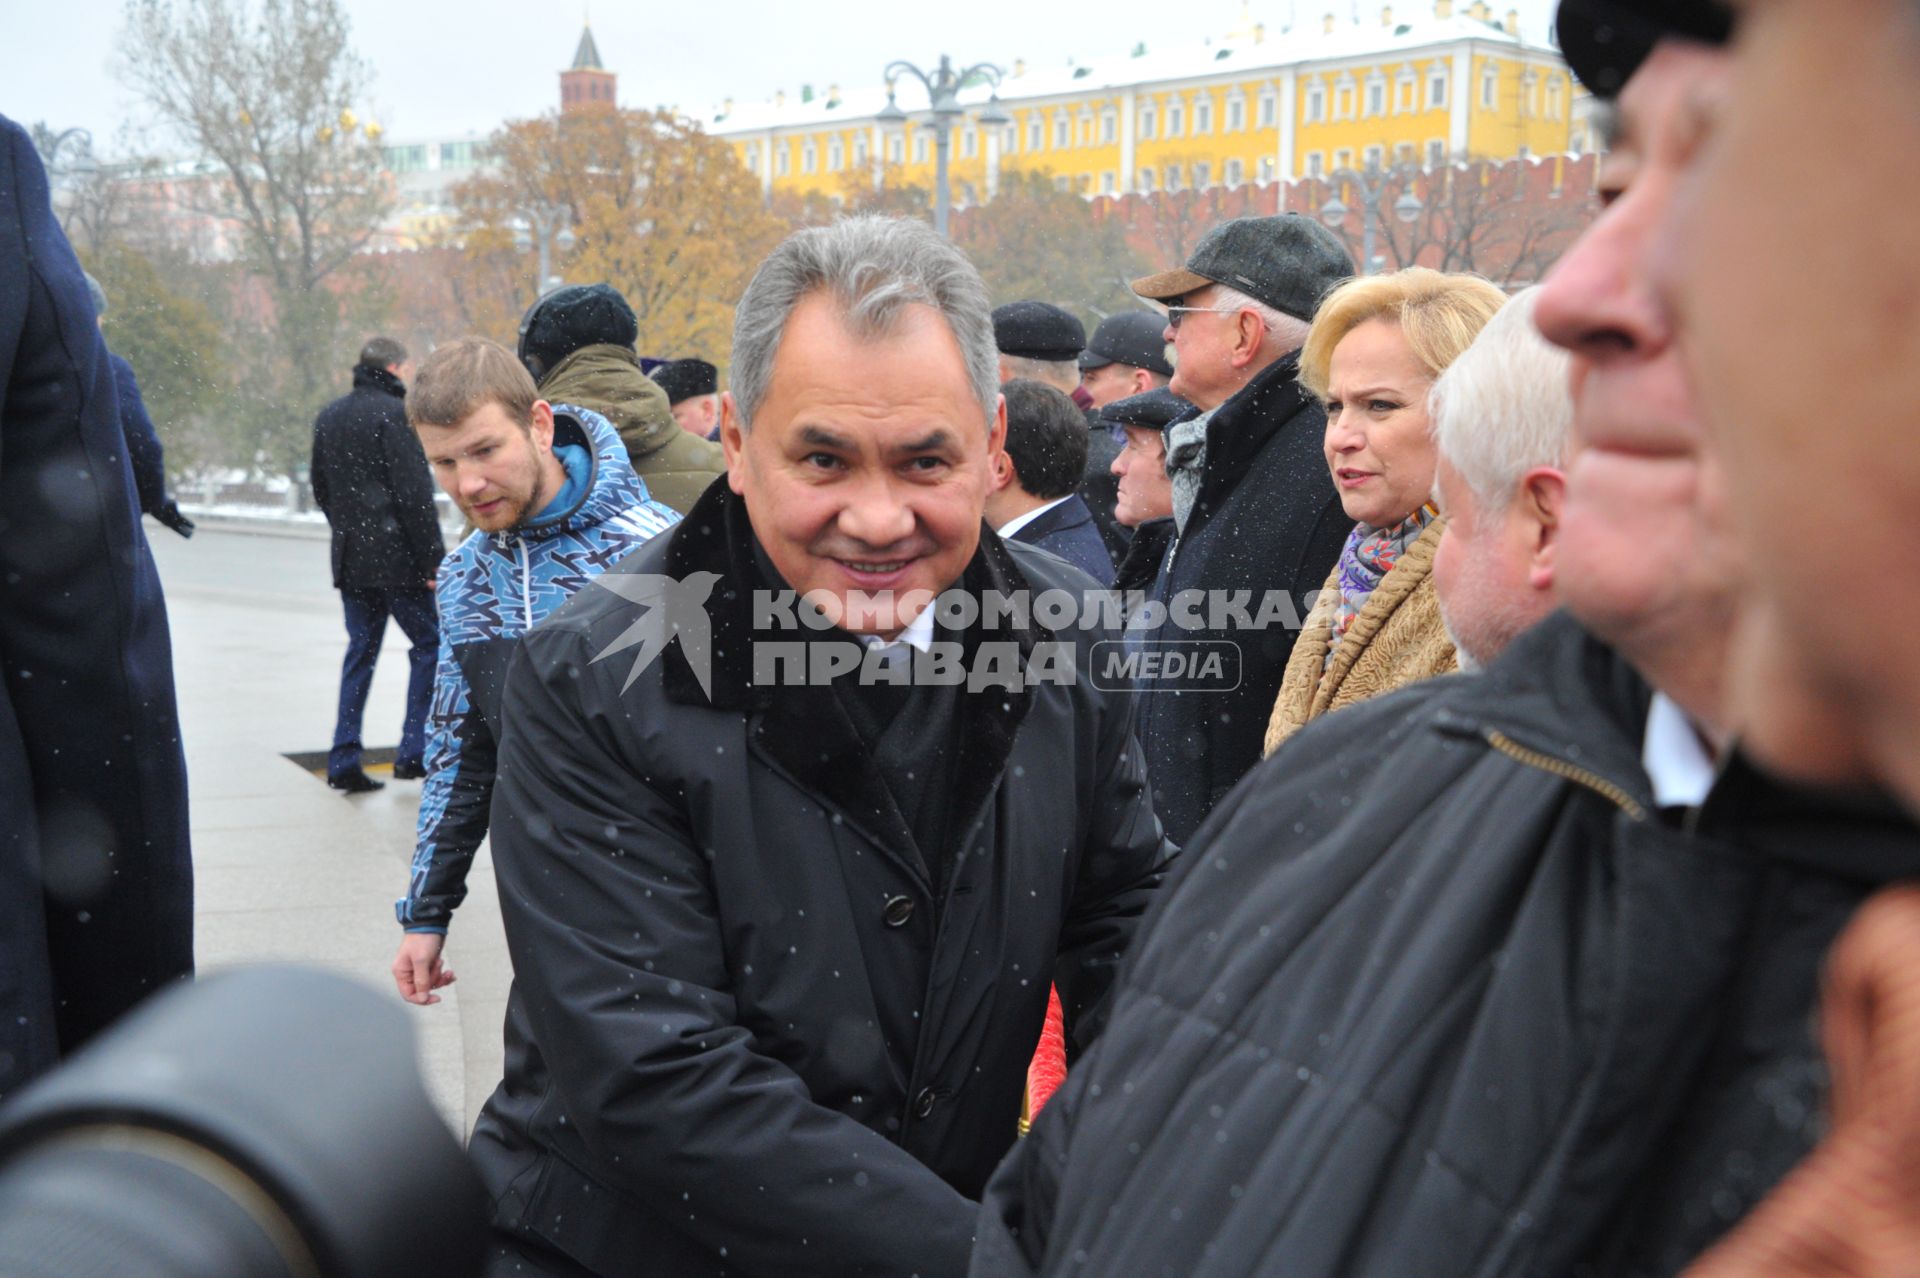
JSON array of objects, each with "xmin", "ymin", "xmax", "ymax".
[
  {"xmin": 469, "ymin": 215, "xmax": 1171, "ymax": 1278},
  {"xmin": 0, "ymin": 113, "xmax": 193, "ymax": 1099},
  {"xmin": 973, "ymin": 8, "xmax": 1918, "ymax": 1275},
  {"xmin": 1126, "ymin": 214, "xmax": 1356, "ymax": 845},
  {"xmin": 310, "ymin": 337, "xmax": 445, "ymax": 793}
]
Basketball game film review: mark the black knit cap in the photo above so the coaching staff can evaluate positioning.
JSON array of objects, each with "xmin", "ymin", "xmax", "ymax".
[
  {"xmin": 992, "ymin": 301, "xmax": 1087, "ymax": 361},
  {"xmin": 1555, "ymin": 0, "xmax": 1733, "ymax": 99},
  {"xmin": 516, "ymin": 283, "xmax": 639, "ymax": 381},
  {"xmin": 1096, "ymin": 386, "xmax": 1194, "ymax": 434},
  {"xmin": 650, "ymin": 358, "xmax": 718, "ymax": 405}
]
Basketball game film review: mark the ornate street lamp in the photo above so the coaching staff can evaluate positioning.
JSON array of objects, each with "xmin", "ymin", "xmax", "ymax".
[
  {"xmin": 1318, "ymin": 160, "xmax": 1424, "ymax": 274},
  {"xmin": 879, "ymin": 54, "xmax": 1010, "ymax": 237}
]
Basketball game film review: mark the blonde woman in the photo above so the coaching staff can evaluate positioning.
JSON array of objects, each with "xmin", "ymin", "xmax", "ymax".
[{"xmin": 1264, "ymin": 267, "xmax": 1507, "ymax": 754}]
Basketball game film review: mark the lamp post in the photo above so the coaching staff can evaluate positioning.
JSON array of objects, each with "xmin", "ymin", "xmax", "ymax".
[
  {"xmin": 876, "ymin": 54, "xmax": 1012, "ymax": 237},
  {"xmin": 35, "ymin": 125, "xmax": 94, "ymax": 177},
  {"xmin": 513, "ymin": 203, "xmax": 576, "ymax": 297},
  {"xmin": 1317, "ymin": 160, "xmax": 1424, "ymax": 274}
]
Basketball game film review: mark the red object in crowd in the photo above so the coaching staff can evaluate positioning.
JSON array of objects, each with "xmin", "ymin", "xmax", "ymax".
[{"xmin": 1022, "ymin": 985, "xmax": 1069, "ymax": 1134}]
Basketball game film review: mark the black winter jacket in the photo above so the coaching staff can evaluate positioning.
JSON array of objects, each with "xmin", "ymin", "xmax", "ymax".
[
  {"xmin": 468, "ymin": 481, "xmax": 1173, "ymax": 1278},
  {"xmin": 0, "ymin": 114, "xmax": 192, "ymax": 1098},
  {"xmin": 309, "ymin": 365, "xmax": 444, "ymax": 590},
  {"xmin": 1132, "ymin": 350, "xmax": 1352, "ymax": 845},
  {"xmin": 975, "ymin": 612, "xmax": 1920, "ymax": 1278}
]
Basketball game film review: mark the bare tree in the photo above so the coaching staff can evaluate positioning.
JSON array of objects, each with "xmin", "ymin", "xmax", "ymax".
[
  {"xmin": 119, "ymin": 0, "xmax": 393, "ymax": 475},
  {"xmin": 1366, "ymin": 158, "xmax": 1597, "ymax": 286}
]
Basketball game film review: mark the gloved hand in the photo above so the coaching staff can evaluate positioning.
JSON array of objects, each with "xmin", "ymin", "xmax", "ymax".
[{"xmin": 156, "ymin": 500, "xmax": 196, "ymax": 539}]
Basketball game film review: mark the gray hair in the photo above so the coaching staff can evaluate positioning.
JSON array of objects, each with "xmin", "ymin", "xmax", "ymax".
[
  {"xmin": 1209, "ymin": 284, "xmax": 1311, "ymax": 354},
  {"xmin": 1428, "ymin": 287, "xmax": 1572, "ymax": 513},
  {"xmin": 731, "ymin": 215, "xmax": 999, "ymax": 429}
]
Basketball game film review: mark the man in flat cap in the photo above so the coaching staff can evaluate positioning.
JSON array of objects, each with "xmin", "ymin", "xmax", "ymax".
[
  {"xmin": 1123, "ymin": 214, "xmax": 1356, "ymax": 846},
  {"xmin": 994, "ymin": 300, "xmax": 1131, "ymax": 570},
  {"xmin": 1077, "ymin": 311, "xmax": 1173, "ymax": 412},
  {"xmin": 650, "ymin": 357, "xmax": 722, "ymax": 443},
  {"xmin": 518, "ymin": 284, "xmax": 725, "ymax": 516},
  {"xmin": 1098, "ymin": 387, "xmax": 1188, "ymax": 599}
]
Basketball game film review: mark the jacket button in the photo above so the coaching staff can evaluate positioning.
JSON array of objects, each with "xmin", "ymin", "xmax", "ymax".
[
  {"xmin": 912, "ymin": 1087, "xmax": 938, "ymax": 1119},
  {"xmin": 882, "ymin": 895, "xmax": 915, "ymax": 928}
]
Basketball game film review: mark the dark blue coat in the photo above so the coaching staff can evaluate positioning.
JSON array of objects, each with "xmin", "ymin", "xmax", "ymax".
[
  {"xmin": 0, "ymin": 114, "xmax": 193, "ymax": 1100},
  {"xmin": 1009, "ymin": 494, "xmax": 1115, "ymax": 586},
  {"xmin": 109, "ymin": 352, "xmax": 169, "ymax": 516}
]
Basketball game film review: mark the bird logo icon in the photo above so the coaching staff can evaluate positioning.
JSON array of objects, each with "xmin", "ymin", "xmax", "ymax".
[{"xmin": 587, "ymin": 571, "xmax": 722, "ymax": 700}]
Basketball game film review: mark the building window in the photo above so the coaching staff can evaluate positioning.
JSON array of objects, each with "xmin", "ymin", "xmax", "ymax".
[
  {"xmin": 1139, "ymin": 106, "xmax": 1155, "ymax": 139},
  {"xmin": 1054, "ymin": 174, "xmax": 1071, "ymax": 191},
  {"xmin": 913, "ymin": 134, "xmax": 929, "ymax": 164},
  {"xmin": 1521, "ymin": 69, "xmax": 1539, "ymax": 117},
  {"xmin": 1426, "ymin": 138, "xmax": 1447, "ymax": 167},
  {"xmin": 888, "ymin": 134, "xmax": 904, "ymax": 164},
  {"xmin": 1481, "ymin": 64, "xmax": 1499, "ymax": 109},
  {"xmin": 1028, "ymin": 117, "xmax": 1042, "ymax": 151},
  {"xmin": 1054, "ymin": 115, "xmax": 1070, "ymax": 148},
  {"xmin": 1213, "ymin": 159, "xmax": 1232, "ymax": 187},
  {"xmin": 1101, "ymin": 171, "xmax": 1117, "ymax": 193},
  {"xmin": 1364, "ymin": 144, "xmax": 1385, "ymax": 169},
  {"xmin": 828, "ymin": 137, "xmax": 843, "ymax": 169},
  {"xmin": 1258, "ymin": 91, "xmax": 1276, "ymax": 128},
  {"xmin": 1168, "ymin": 101, "xmax": 1185, "ymax": 135},
  {"xmin": 1394, "ymin": 142, "xmax": 1415, "ymax": 165},
  {"xmin": 1366, "ymin": 77, "xmax": 1386, "ymax": 117},
  {"xmin": 962, "ymin": 127, "xmax": 978, "ymax": 158},
  {"xmin": 1429, "ymin": 65, "xmax": 1448, "ymax": 108},
  {"xmin": 1335, "ymin": 147, "xmax": 1353, "ymax": 169},
  {"xmin": 1546, "ymin": 74, "xmax": 1564, "ymax": 119},
  {"xmin": 776, "ymin": 144, "xmax": 790, "ymax": 176},
  {"xmin": 854, "ymin": 135, "xmax": 868, "ymax": 165},
  {"xmin": 1195, "ymin": 96, "xmax": 1213, "ymax": 133},
  {"xmin": 1306, "ymin": 83, "xmax": 1325, "ymax": 123},
  {"xmin": 1257, "ymin": 156, "xmax": 1274, "ymax": 183},
  {"xmin": 1307, "ymin": 151, "xmax": 1324, "ymax": 177},
  {"xmin": 1137, "ymin": 168, "xmax": 1156, "ymax": 192},
  {"xmin": 1079, "ymin": 110, "xmax": 1094, "ymax": 144},
  {"xmin": 802, "ymin": 140, "xmax": 817, "ymax": 173},
  {"xmin": 1102, "ymin": 109, "xmax": 1117, "ymax": 144},
  {"xmin": 1004, "ymin": 125, "xmax": 1017, "ymax": 150},
  {"xmin": 744, "ymin": 144, "xmax": 759, "ymax": 171},
  {"xmin": 1165, "ymin": 164, "xmax": 1182, "ymax": 191},
  {"xmin": 1227, "ymin": 94, "xmax": 1246, "ymax": 131}
]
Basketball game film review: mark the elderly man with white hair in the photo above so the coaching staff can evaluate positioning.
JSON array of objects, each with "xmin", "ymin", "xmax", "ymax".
[{"xmin": 1427, "ymin": 286, "xmax": 1574, "ymax": 669}]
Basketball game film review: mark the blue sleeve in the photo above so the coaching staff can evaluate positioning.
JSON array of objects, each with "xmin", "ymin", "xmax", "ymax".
[
  {"xmin": 110, "ymin": 353, "xmax": 169, "ymax": 517},
  {"xmin": 395, "ymin": 572, "xmax": 494, "ymax": 931}
]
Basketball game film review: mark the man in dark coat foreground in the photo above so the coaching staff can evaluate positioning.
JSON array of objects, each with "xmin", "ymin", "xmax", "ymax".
[
  {"xmin": 973, "ymin": 11, "xmax": 1920, "ymax": 1275},
  {"xmin": 470, "ymin": 216, "xmax": 1171, "ymax": 1278},
  {"xmin": 309, "ymin": 337, "xmax": 445, "ymax": 791},
  {"xmin": 0, "ymin": 113, "xmax": 192, "ymax": 1100}
]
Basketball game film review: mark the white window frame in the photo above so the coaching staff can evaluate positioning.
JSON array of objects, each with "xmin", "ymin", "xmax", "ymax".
[
  {"xmin": 802, "ymin": 139, "xmax": 817, "ymax": 173},
  {"xmin": 1164, "ymin": 163, "xmax": 1182, "ymax": 191},
  {"xmin": 913, "ymin": 133, "xmax": 929, "ymax": 164},
  {"xmin": 1168, "ymin": 100, "xmax": 1185, "ymax": 135},
  {"xmin": 1255, "ymin": 156, "xmax": 1273, "ymax": 184},
  {"xmin": 1481, "ymin": 64, "xmax": 1499, "ymax": 109},
  {"xmin": 1194, "ymin": 95, "xmax": 1213, "ymax": 133},
  {"xmin": 1307, "ymin": 151, "xmax": 1325, "ymax": 177},
  {"xmin": 1364, "ymin": 143, "xmax": 1385, "ymax": 170},
  {"xmin": 1078, "ymin": 107, "xmax": 1094, "ymax": 144},
  {"xmin": 1426, "ymin": 138, "xmax": 1446, "ymax": 167},
  {"xmin": 1137, "ymin": 168, "xmax": 1157, "ymax": 192},
  {"xmin": 888, "ymin": 134, "xmax": 904, "ymax": 164},
  {"xmin": 1054, "ymin": 114, "xmax": 1070, "ymax": 149},
  {"xmin": 1028, "ymin": 117, "xmax": 1042, "ymax": 151},
  {"xmin": 962, "ymin": 126, "xmax": 978, "ymax": 158},
  {"xmin": 1101, "ymin": 108, "xmax": 1117, "ymax": 144},
  {"xmin": 1428, "ymin": 65, "xmax": 1448, "ymax": 109},
  {"xmin": 1365, "ymin": 75, "xmax": 1386, "ymax": 118},
  {"xmin": 1139, "ymin": 105, "xmax": 1156, "ymax": 139},
  {"xmin": 777, "ymin": 144, "xmax": 791, "ymax": 176},
  {"xmin": 828, "ymin": 137, "xmax": 844, "ymax": 170},
  {"xmin": 1258, "ymin": 90, "xmax": 1276, "ymax": 128},
  {"xmin": 1100, "ymin": 170, "xmax": 1117, "ymax": 193},
  {"xmin": 1306, "ymin": 82, "xmax": 1326, "ymax": 123},
  {"xmin": 1227, "ymin": 92, "xmax": 1246, "ymax": 132}
]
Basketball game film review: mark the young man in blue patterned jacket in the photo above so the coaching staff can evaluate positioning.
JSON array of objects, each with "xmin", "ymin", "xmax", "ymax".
[{"xmin": 391, "ymin": 337, "xmax": 682, "ymax": 1003}]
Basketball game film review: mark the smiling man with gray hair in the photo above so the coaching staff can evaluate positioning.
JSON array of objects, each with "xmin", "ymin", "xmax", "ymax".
[
  {"xmin": 1428, "ymin": 286, "xmax": 1574, "ymax": 669},
  {"xmin": 467, "ymin": 215, "xmax": 1171, "ymax": 1278}
]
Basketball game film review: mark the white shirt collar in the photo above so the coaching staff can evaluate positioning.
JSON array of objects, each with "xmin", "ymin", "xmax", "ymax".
[
  {"xmin": 1642, "ymin": 692, "xmax": 1717, "ymax": 810},
  {"xmin": 860, "ymin": 603, "xmax": 937, "ymax": 655},
  {"xmin": 995, "ymin": 494, "xmax": 1074, "ymax": 541}
]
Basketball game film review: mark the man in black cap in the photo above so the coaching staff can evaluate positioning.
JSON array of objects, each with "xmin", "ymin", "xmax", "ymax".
[
  {"xmin": 310, "ymin": 336, "xmax": 445, "ymax": 794},
  {"xmin": 1097, "ymin": 387, "xmax": 1187, "ymax": 598},
  {"xmin": 650, "ymin": 357, "xmax": 721, "ymax": 442},
  {"xmin": 519, "ymin": 284, "xmax": 725, "ymax": 516},
  {"xmin": 1122, "ymin": 214, "xmax": 1356, "ymax": 846},
  {"xmin": 993, "ymin": 300, "xmax": 1132, "ymax": 570},
  {"xmin": 1077, "ymin": 311, "xmax": 1173, "ymax": 412},
  {"xmin": 975, "ymin": 9, "xmax": 1920, "ymax": 1276},
  {"xmin": 986, "ymin": 380, "xmax": 1114, "ymax": 586}
]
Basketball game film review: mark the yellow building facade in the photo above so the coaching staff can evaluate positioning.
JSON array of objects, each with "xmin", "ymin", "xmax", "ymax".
[{"xmin": 712, "ymin": 2, "xmax": 1578, "ymax": 205}]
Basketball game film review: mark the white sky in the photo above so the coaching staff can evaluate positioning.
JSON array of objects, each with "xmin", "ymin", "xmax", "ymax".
[{"xmin": 1, "ymin": 0, "xmax": 1561, "ymax": 156}]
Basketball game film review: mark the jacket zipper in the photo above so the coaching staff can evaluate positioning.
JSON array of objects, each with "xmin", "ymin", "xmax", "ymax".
[
  {"xmin": 517, "ymin": 536, "xmax": 533, "ymax": 632},
  {"xmin": 1482, "ymin": 729, "xmax": 1648, "ymax": 822}
]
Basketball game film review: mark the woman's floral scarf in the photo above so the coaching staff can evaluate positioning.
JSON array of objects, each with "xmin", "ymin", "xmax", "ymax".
[{"xmin": 1326, "ymin": 503, "xmax": 1438, "ymax": 666}]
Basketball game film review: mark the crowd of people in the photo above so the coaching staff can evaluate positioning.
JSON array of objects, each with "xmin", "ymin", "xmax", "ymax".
[{"xmin": 10, "ymin": 0, "xmax": 1920, "ymax": 1271}]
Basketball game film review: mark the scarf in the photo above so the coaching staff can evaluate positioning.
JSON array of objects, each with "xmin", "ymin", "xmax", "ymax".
[
  {"xmin": 1327, "ymin": 503, "xmax": 1437, "ymax": 664},
  {"xmin": 1165, "ymin": 407, "xmax": 1217, "ymax": 533}
]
